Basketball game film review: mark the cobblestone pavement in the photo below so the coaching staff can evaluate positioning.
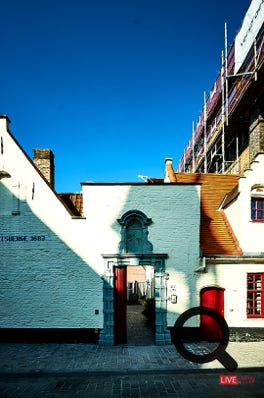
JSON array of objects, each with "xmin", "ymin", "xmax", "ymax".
[
  {"xmin": 0, "ymin": 305, "xmax": 263, "ymax": 397},
  {"xmin": 127, "ymin": 305, "xmax": 155, "ymax": 345},
  {"xmin": 0, "ymin": 370, "xmax": 263, "ymax": 397},
  {"xmin": 0, "ymin": 342, "xmax": 263, "ymax": 374},
  {"xmin": 0, "ymin": 342, "xmax": 263, "ymax": 397}
]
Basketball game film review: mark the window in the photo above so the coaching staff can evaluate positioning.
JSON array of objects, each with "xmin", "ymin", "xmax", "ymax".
[
  {"xmin": 247, "ymin": 273, "xmax": 264, "ymax": 318},
  {"xmin": 251, "ymin": 198, "xmax": 264, "ymax": 221},
  {"xmin": 251, "ymin": 185, "xmax": 264, "ymax": 222}
]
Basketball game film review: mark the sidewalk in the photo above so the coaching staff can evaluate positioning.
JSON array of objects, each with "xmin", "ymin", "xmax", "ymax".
[{"xmin": 0, "ymin": 342, "xmax": 263, "ymax": 376}]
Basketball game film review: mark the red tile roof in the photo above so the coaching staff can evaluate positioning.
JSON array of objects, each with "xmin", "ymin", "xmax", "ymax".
[
  {"xmin": 169, "ymin": 171, "xmax": 242, "ymax": 256},
  {"xmin": 58, "ymin": 193, "xmax": 83, "ymax": 217}
]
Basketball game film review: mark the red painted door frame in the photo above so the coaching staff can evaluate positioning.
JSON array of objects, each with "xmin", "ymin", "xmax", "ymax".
[
  {"xmin": 200, "ymin": 286, "xmax": 225, "ymax": 341},
  {"xmin": 114, "ymin": 266, "xmax": 127, "ymax": 344}
]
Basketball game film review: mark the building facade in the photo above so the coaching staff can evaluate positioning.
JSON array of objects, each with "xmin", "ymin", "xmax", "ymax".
[
  {"xmin": 165, "ymin": 156, "xmax": 264, "ymax": 341},
  {"xmin": 1, "ymin": 115, "xmax": 263, "ymax": 344},
  {"xmin": 177, "ymin": 0, "xmax": 264, "ymax": 176}
]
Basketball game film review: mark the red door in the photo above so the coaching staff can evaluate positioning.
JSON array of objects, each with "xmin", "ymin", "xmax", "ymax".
[
  {"xmin": 200, "ymin": 287, "xmax": 224, "ymax": 341},
  {"xmin": 114, "ymin": 267, "xmax": 127, "ymax": 344}
]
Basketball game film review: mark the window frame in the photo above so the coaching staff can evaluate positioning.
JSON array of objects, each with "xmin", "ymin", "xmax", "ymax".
[
  {"xmin": 247, "ymin": 273, "xmax": 264, "ymax": 318},
  {"xmin": 251, "ymin": 197, "xmax": 264, "ymax": 222}
]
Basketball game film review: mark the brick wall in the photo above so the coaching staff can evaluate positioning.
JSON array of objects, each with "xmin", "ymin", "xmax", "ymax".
[
  {"xmin": 1, "ymin": 116, "xmax": 263, "ymax": 333},
  {"xmin": 1, "ymin": 119, "xmax": 201, "ymax": 330},
  {"xmin": 0, "ymin": 120, "xmax": 103, "ymax": 329},
  {"xmin": 249, "ymin": 105, "xmax": 264, "ymax": 163},
  {"xmin": 33, "ymin": 148, "xmax": 55, "ymax": 189},
  {"xmin": 82, "ymin": 184, "xmax": 201, "ymax": 327}
]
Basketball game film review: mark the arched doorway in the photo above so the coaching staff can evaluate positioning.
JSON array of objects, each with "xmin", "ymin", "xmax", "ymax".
[
  {"xmin": 99, "ymin": 209, "xmax": 170, "ymax": 346},
  {"xmin": 99, "ymin": 254, "xmax": 170, "ymax": 345}
]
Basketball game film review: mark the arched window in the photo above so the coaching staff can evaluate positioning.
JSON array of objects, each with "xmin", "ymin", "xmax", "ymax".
[
  {"xmin": 251, "ymin": 185, "xmax": 264, "ymax": 222},
  {"xmin": 117, "ymin": 210, "xmax": 153, "ymax": 254}
]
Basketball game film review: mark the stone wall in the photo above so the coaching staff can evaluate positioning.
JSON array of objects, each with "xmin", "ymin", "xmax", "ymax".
[{"xmin": 249, "ymin": 104, "xmax": 264, "ymax": 162}]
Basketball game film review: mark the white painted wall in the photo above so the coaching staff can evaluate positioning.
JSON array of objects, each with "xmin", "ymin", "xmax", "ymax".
[
  {"xmin": 225, "ymin": 154, "xmax": 264, "ymax": 254},
  {"xmin": 82, "ymin": 183, "xmax": 201, "ymax": 327},
  {"xmin": 0, "ymin": 118, "xmax": 201, "ymax": 329},
  {"xmin": 0, "ymin": 118, "xmax": 103, "ymax": 328},
  {"xmin": 1, "ymin": 116, "xmax": 263, "ymax": 332},
  {"xmin": 197, "ymin": 262, "xmax": 264, "ymax": 328}
]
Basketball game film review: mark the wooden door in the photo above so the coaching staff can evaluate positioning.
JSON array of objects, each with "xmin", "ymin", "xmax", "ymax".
[
  {"xmin": 114, "ymin": 266, "xmax": 127, "ymax": 344},
  {"xmin": 200, "ymin": 286, "xmax": 224, "ymax": 341}
]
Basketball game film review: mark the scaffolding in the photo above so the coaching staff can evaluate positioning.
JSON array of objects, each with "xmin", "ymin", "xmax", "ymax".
[{"xmin": 177, "ymin": 4, "xmax": 264, "ymax": 175}]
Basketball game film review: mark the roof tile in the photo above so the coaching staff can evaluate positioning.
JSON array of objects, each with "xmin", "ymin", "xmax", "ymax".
[{"xmin": 173, "ymin": 173, "xmax": 242, "ymax": 256}]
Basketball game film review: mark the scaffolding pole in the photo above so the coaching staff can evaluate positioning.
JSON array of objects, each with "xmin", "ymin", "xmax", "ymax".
[
  {"xmin": 192, "ymin": 121, "xmax": 195, "ymax": 172},
  {"xmin": 254, "ymin": 39, "xmax": 258, "ymax": 80},
  {"xmin": 203, "ymin": 91, "xmax": 207, "ymax": 173},
  {"xmin": 221, "ymin": 50, "xmax": 225, "ymax": 173},
  {"xmin": 236, "ymin": 134, "xmax": 239, "ymax": 173},
  {"xmin": 225, "ymin": 22, "xmax": 229, "ymax": 127}
]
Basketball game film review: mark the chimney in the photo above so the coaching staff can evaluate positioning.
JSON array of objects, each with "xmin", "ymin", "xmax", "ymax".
[
  {"xmin": 164, "ymin": 158, "xmax": 177, "ymax": 183},
  {"xmin": 0, "ymin": 114, "xmax": 11, "ymax": 131},
  {"xmin": 33, "ymin": 149, "xmax": 55, "ymax": 189}
]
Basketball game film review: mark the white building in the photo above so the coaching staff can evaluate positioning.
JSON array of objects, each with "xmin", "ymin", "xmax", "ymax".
[{"xmin": 0, "ymin": 115, "xmax": 263, "ymax": 344}]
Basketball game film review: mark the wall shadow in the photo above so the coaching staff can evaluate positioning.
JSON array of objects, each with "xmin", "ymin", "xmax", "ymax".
[
  {"xmin": 0, "ymin": 183, "xmax": 103, "ymax": 343},
  {"xmin": 105, "ymin": 182, "xmax": 201, "ymax": 346}
]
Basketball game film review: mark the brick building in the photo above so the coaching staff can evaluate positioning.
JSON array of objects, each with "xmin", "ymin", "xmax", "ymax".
[
  {"xmin": 177, "ymin": 0, "xmax": 264, "ymax": 176},
  {"xmin": 0, "ymin": 115, "xmax": 263, "ymax": 344}
]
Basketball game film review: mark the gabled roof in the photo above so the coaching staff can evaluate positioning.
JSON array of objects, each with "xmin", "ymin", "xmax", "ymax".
[
  {"xmin": 2, "ymin": 120, "xmax": 83, "ymax": 218},
  {"xmin": 165, "ymin": 162, "xmax": 242, "ymax": 256}
]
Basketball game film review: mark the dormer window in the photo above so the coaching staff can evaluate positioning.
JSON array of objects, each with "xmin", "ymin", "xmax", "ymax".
[{"xmin": 251, "ymin": 185, "xmax": 264, "ymax": 222}]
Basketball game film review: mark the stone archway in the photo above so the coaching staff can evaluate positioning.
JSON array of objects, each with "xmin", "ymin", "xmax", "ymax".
[{"xmin": 99, "ymin": 254, "xmax": 171, "ymax": 346}]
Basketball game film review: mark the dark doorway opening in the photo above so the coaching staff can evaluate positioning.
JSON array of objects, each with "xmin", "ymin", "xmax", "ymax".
[
  {"xmin": 114, "ymin": 265, "xmax": 156, "ymax": 345},
  {"xmin": 126, "ymin": 265, "xmax": 155, "ymax": 345},
  {"xmin": 127, "ymin": 304, "xmax": 155, "ymax": 345}
]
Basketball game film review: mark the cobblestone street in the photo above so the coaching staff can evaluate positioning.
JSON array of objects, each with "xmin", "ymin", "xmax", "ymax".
[
  {"xmin": 0, "ymin": 306, "xmax": 263, "ymax": 397},
  {"xmin": 0, "ymin": 340, "xmax": 263, "ymax": 397},
  {"xmin": 1, "ymin": 369, "xmax": 264, "ymax": 397}
]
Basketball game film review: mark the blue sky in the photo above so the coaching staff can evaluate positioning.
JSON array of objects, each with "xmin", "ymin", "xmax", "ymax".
[{"xmin": 0, "ymin": 0, "xmax": 251, "ymax": 192}]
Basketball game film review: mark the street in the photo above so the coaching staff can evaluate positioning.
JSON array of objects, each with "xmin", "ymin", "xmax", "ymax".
[{"xmin": 1, "ymin": 369, "xmax": 264, "ymax": 398}]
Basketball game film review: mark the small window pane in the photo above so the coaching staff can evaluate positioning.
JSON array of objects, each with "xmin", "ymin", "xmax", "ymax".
[
  {"xmin": 247, "ymin": 276, "xmax": 253, "ymax": 290},
  {"xmin": 256, "ymin": 276, "xmax": 262, "ymax": 290},
  {"xmin": 251, "ymin": 198, "xmax": 264, "ymax": 220},
  {"xmin": 257, "ymin": 210, "xmax": 263, "ymax": 219},
  {"xmin": 247, "ymin": 273, "xmax": 264, "ymax": 317},
  {"xmin": 258, "ymin": 201, "xmax": 264, "ymax": 209}
]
